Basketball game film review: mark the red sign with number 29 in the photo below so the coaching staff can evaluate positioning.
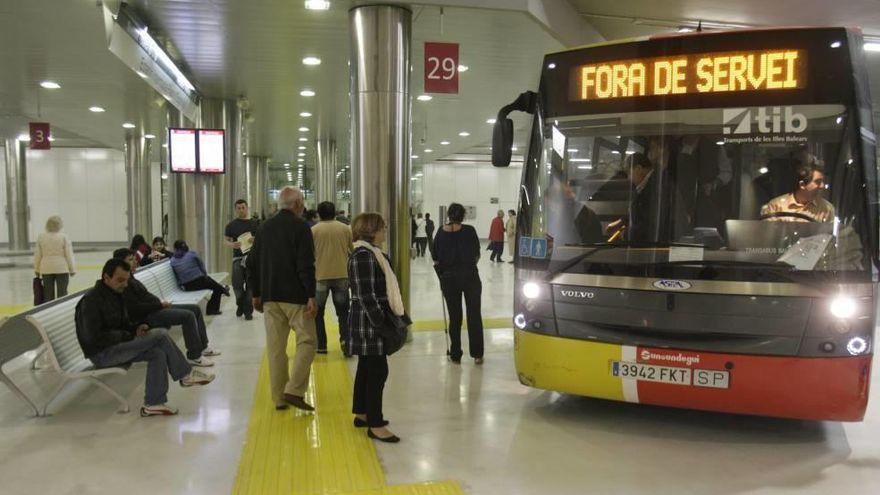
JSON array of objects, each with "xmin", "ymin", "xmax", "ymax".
[
  {"xmin": 29, "ymin": 122, "xmax": 51, "ymax": 150},
  {"xmin": 424, "ymin": 42, "xmax": 459, "ymax": 94}
]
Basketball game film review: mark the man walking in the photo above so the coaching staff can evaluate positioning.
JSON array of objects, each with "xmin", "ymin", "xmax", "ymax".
[
  {"xmin": 75, "ymin": 258, "xmax": 214, "ymax": 417},
  {"xmin": 312, "ymin": 201, "xmax": 352, "ymax": 355},
  {"xmin": 249, "ymin": 186, "xmax": 318, "ymax": 411},
  {"xmin": 488, "ymin": 209, "xmax": 506, "ymax": 262},
  {"xmin": 225, "ymin": 199, "xmax": 259, "ymax": 320}
]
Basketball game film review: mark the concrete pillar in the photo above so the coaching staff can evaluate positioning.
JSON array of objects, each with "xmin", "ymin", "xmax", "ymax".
[
  {"xmin": 4, "ymin": 138, "xmax": 29, "ymax": 250},
  {"xmin": 315, "ymin": 140, "xmax": 337, "ymax": 205},
  {"xmin": 165, "ymin": 106, "xmax": 194, "ymax": 247},
  {"xmin": 246, "ymin": 155, "xmax": 269, "ymax": 219},
  {"xmin": 199, "ymin": 98, "xmax": 238, "ymax": 273},
  {"xmin": 349, "ymin": 4, "xmax": 412, "ymax": 310},
  {"xmin": 125, "ymin": 133, "xmax": 153, "ymax": 239}
]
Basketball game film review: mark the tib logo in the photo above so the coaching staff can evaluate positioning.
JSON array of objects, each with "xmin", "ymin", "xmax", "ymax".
[{"xmin": 722, "ymin": 106, "xmax": 808, "ymax": 135}]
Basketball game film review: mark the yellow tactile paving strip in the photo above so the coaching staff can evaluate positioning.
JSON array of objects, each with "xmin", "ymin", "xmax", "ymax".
[{"xmin": 233, "ymin": 325, "xmax": 465, "ymax": 495}]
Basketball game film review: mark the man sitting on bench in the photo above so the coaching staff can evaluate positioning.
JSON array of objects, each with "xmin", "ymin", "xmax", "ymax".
[
  {"xmin": 75, "ymin": 258, "xmax": 215, "ymax": 417},
  {"xmin": 113, "ymin": 248, "xmax": 220, "ymax": 367}
]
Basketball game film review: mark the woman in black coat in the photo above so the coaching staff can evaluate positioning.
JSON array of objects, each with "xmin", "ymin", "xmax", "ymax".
[{"xmin": 348, "ymin": 212, "xmax": 402, "ymax": 443}]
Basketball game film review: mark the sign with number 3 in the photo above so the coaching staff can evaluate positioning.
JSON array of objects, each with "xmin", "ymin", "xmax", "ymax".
[
  {"xmin": 424, "ymin": 42, "xmax": 459, "ymax": 94},
  {"xmin": 29, "ymin": 122, "xmax": 51, "ymax": 150}
]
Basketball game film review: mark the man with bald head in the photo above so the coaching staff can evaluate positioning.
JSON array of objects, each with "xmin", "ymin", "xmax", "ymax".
[{"xmin": 248, "ymin": 186, "xmax": 319, "ymax": 411}]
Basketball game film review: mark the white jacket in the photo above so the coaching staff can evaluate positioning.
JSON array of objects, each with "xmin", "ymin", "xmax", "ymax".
[{"xmin": 34, "ymin": 232, "xmax": 75, "ymax": 275}]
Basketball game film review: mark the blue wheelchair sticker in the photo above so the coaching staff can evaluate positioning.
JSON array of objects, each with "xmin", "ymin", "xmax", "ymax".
[
  {"xmin": 519, "ymin": 237, "xmax": 533, "ymax": 257},
  {"xmin": 530, "ymin": 238, "xmax": 548, "ymax": 259}
]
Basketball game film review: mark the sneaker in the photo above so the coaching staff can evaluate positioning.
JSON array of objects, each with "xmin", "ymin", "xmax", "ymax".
[
  {"xmin": 140, "ymin": 404, "xmax": 179, "ymax": 417},
  {"xmin": 181, "ymin": 369, "xmax": 215, "ymax": 387},
  {"xmin": 202, "ymin": 348, "xmax": 221, "ymax": 357},
  {"xmin": 187, "ymin": 356, "xmax": 215, "ymax": 367}
]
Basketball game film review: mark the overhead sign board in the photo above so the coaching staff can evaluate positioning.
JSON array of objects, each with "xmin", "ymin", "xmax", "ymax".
[
  {"xmin": 572, "ymin": 49, "xmax": 805, "ymax": 102},
  {"xmin": 424, "ymin": 42, "xmax": 459, "ymax": 94},
  {"xmin": 169, "ymin": 128, "xmax": 197, "ymax": 173},
  {"xmin": 197, "ymin": 129, "xmax": 226, "ymax": 173},
  {"xmin": 29, "ymin": 122, "xmax": 50, "ymax": 150}
]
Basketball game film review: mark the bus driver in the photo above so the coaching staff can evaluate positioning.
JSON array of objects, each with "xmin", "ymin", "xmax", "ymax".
[{"xmin": 760, "ymin": 157, "xmax": 834, "ymax": 223}]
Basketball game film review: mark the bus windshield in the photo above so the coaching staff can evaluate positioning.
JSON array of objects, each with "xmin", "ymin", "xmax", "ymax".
[{"xmin": 520, "ymin": 103, "xmax": 873, "ymax": 282}]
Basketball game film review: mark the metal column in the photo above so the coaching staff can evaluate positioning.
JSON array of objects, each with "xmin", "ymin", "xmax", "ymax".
[
  {"xmin": 4, "ymin": 139, "xmax": 29, "ymax": 250},
  {"xmin": 349, "ymin": 4, "xmax": 412, "ymax": 310},
  {"xmin": 199, "ymin": 98, "xmax": 238, "ymax": 273},
  {"xmin": 124, "ymin": 133, "xmax": 153, "ymax": 239},
  {"xmin": 246, "ymin": 155, "xmax": 269, "ymax": 219},
  {"xmin": 315, "ymin": 140, "xmax": 337, "ymax": 205}
]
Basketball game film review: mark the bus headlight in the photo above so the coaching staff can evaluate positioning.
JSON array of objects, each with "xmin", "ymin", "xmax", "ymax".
[
  {"xmin": 830, "ymin": 296, "xmax": 857, "ymax": 319},
  {"xmin": 514, "ymin": 313, "xmax": 527, "ymax": 329},
  {"xmin": 846, "ymin": 337, "xmax": 868, "ymax": 356},
  {"xmin": 522, "ymin": 282, "xmax": 541, "ymax": 299}
]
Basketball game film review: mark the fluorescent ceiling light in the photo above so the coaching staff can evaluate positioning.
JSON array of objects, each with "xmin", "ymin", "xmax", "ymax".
[
  {"xmin": 300, "ymin": 89, "xmax": 316, "ymax": 97},
  {"xmin": 135, "ymin": 70, "xmax": 148, "ymax": 78},
  {"xmin": 677, "ymin": 27, "xmax": 695, "ymax": 33},
  {"xmin": 302, "ymin": 56, "xmax": 321, "ymax": 66},
  {"xmin": 424, "ymin": 149, "xmax": 433, "ymax": 153},
  {"xmin": 17, "ymin": 134, "xmax": 30, "ymax": 142},
  {"xmin": 298, "ymin": 127, "xmax": 309, "ymax": 132},
  {"xmin": 135, "ymin": 27, "xmax": 196, "ymax": 93},
  {"xmin": 416, "ymin": 95, "xmax": 433, "ymax": 101},
  {"xmin": 298, "ymin": 146, "xmax": 306, "ymax": 150},
  {"xmin": 40, "ymin": 81, "xmax": 61, "ymax": 89},
  {"xmin": 411, "ymin": 155, "xmax": 419, "ymax": 159},
  {"xmin": 89, "ymin": 106, "xmax": 105, "ymax": 113},
  {"xmin": 305, "ymin": 0, "xmax": 330, "ymax": 10},
  {"xmin": 570, "ymin": 158, "xmax": 591, "ymax": 162},
  {"xmin": 162, "ymin": 143, "xmax": 168, "ymax": 148},
  {"xmin": 759, "ymin": 166, "xmax": 769, "ymax": 174},
  {"xmin": 511, "ymin": 146, "xmax": 518, "ymax": 151},
  {"xmin": 459, "ymin": 131, "xmax": 470, "ymax": 137},
  {"xmin": 144, "ymin": 134, "xmax": 156, "ymax": 139},
  {"xmin": 299, "ymin": 137, "xmax": 308, "ymax": 142},
  {"xmin": 284, "ymin": 163, "xmax": 290, "ymax": 167},
  {"xmin": 298, "ymin": 152, "xmax": 305, "ymax": 157},
  {"xmin": 458, "ymin": 65, "xmax": 469, "ymax": 72},
  {"xmin": 123, "ymin": 122, "xmax": 136, "ymax": 129},
  {"xmin": 547, "ymin": 63, "xmax": 556, "ymax": 69},
  {"xmin": 440, "ymin": 140, "xmax": 450, "ymax": 145},
  {"xmin": 300, "ymin": 112, "xmax": 312, "ymax": 117},
  {"xmin": 297, "ymin": 158, "xmax": 304, "ymax": 162},
  {"xmin": 830, "ymin": 41, "xmax": 842, "ymax": 48},
  {"xmin": 864, "ymin": 42, "xmax": 880, "ymax": 52},
  {"xmin": 568, "ymin": 149, "xmax": 578, "ymax": 153},
  {"xmin": 486, "ymin": 118, "xmax": 496, "ymax": 124},
  {"xmin": 577, "ymin": 165, "xmax": 592, "ymax": 170}
]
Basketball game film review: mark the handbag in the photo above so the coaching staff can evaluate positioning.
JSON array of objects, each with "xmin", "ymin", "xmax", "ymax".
[
  {"xmin": 379, "ymin": 310, "xmax": 411, "ymax": 355},
  {"xmin": 33, "ymin": 276, "xmax": 45, "ymax": 305}
]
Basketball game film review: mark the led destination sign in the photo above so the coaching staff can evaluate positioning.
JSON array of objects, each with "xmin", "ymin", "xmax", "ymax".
[{"xmin": 573, "ymin": 49, "xmax": 805, "ymax": 101}]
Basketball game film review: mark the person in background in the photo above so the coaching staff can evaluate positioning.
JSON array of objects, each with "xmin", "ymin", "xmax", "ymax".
[
  {"xmin": 304, "ymin": 209, "xmax": 319, "ymax": 228},
  {"xmin": 224, "ymin": 199, "xmax": 259, "ymax": 320},
  {"xmin": 34, "ymin": 215, "xmax": 76, "ymax": 301},
  {"xmin": 761, "ymin": 157, "xmax": 834, "ymax": 223},
  {"xmin": 249, "ymin": 186, "xmax": 318, "ymax": 412},
  {"xmin": 130, "ymin": 235, "xmax": 151, "ymax": 266},
  {"xmin": 312, "ymin": 201, "xmax": 353, "ymax": 355},
  {"xmin": 170, "ymin": 240, "xmax": 229, "ymax": 315},
  {"xmin": 348, "ymin": 212, "xmax": 401, "ymax": 443},
  {"xmin": 113, "ymin": 248, "xmax": 219, "ymax": 367},
  {"xmin": 432, "ymin": 203, "xmax": 484, "ymax": 364},
  {"xmin": 425, "ymin": 213, "xmax": 436, "ymax": 247},
  {"xmin": 488, "ymin": 209, "xmax": 506, "ymax": 262},
  {"xmin": 413, "ymin": 213, "xmax": 428, "ymax": 258},
  {"xmin": 75, "ymin": 258, "xmax": 214, "ymax": 417},
  {"xmin": 336, "ymin": 209, "xmax": 351, "ymax": 225},
  {"xmin": 505, "ymin": 210, "xmax": 517, "ymax": 264},
  {"xmin": 146, "ymin": 236, "xmax": 173, "ymax": 264}
]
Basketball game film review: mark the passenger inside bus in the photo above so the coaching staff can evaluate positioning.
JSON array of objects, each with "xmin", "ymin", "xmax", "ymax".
[{"xmin": 759, "ymin": 156, "xmax": 835, "ymax": 222}]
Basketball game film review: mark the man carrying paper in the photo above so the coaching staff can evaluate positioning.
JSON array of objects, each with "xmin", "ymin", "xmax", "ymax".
[{"xmin": 225, "ymin": 199, "xmax": 260, "ymax": 320}]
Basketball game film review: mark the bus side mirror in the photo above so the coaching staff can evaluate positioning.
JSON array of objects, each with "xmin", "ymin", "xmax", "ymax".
[{"xmin": 492, "ymin": 118, "xmax": 514, "ymax": 167}]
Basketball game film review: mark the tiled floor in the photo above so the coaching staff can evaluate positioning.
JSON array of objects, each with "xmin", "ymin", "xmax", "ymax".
[{"xmin": 2, "ymin": 247, "xmax": 880, "ymax": 494}]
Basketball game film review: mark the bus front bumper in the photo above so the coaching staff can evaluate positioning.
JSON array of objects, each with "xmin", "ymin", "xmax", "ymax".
[{"xmin": 514, "ymin": 329, "xmax": 872, "ymax": 421}]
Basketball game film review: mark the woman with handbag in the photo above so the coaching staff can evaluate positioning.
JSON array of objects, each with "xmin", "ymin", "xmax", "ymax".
[
  {"xmin": 348, "ymin": 212, "xmax": 404, "ymax": 443},
  {"xmin": 34, "ymin": 215, "xmax": 76, "ymax": 302}
]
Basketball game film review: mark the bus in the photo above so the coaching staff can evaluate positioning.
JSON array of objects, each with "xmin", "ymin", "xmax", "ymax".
[{"xmin": 492, "ymin": 27, "xmax": 878, "ymax": 421}]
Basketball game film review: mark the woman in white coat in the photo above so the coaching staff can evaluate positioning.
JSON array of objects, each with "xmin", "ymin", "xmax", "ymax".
[{"xmin": 34, "ymin": 215, "xmax": 75, "ymax": 301}]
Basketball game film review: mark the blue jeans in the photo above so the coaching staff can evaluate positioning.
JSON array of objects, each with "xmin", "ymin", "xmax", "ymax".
[
  {"xmin": 146, "ymin": 305, "xmax": 208, "ymax": 360},
  {"xmin": 315, "ymin": 278, "xmax": 351, "ymax": 351},
  {"xmin": 90, "ymin": 328, "xmax": 192, "ymax": 406}
]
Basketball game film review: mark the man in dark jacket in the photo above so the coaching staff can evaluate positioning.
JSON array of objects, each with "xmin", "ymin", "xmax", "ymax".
[
  {"xmin": 113, "ymin": 248, "xmax": 218, "ymax": 367},
  {"xmin": 249, "ymin": 186, "xmax": 318, "ymax": 412},
  {"xmin": 76, "ymin": 258, "xmax": 215, "ymax": 417}
]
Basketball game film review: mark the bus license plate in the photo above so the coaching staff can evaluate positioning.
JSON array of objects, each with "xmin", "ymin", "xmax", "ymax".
[
  {"xmin": 612, "ymin": 361, "xmax": 691, "ymax": 386},
  {"xmin": 611, "ymin": 361, "xmax": 730, "ymax": 389}
]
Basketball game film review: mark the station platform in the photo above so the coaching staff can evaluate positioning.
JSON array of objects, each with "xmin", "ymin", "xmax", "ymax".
[{"xmin": 1, "ymin": 253, "xmax": 879, "ymax": 494}]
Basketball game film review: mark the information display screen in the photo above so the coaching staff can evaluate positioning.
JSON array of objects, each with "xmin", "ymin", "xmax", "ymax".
[
  {"xmin": 571, "ymin": 49, "xmax": 806, "ymax": 102},
  {"xmin": 169, "ymin": 128, "xmax": 197, "ymax": 173},
  {"xmin": 197, "ymin": 129, "xmax": 226, "ymax": 173}
]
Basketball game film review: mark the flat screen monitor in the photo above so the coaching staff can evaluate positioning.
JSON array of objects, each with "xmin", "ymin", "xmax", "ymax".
[
  {"xmin": 197, "ymin": 129, "xmax": 226, "ymax": 173},
  {"xmin": 168, "ymin": 128, "xmax": 197, "ymax": 173}
]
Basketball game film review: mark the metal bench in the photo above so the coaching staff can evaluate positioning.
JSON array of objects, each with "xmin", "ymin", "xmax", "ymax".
[
  {"xmin": 134, "ymin": 259, "xmax": 229, "ymax": 313},
  {"xmin": 0, "ymin": 316, "xmax": 42, "ymax": 416},
  {"xmin": 25, "ymin": 296, "xmax": 131, "ymax": 415}
]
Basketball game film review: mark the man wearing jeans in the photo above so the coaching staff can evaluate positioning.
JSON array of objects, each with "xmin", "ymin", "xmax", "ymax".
[
  {"xmin": 75, "ymin": 258, "xmax": 214, "ymax": 417},
  {"xmin": 225, "ymin": 199, "xmax": 260, "ymax": 320},
  {"xmin": 312, "ymin": 201, "xmax": 352, "ymax": 355},
  {"xmin": 249, "ymin": 186, "xmax": 318, "ymax": 412},
  {"xmin": 112, "ymin": 248, "xmax": 219, "ymax": 367}
]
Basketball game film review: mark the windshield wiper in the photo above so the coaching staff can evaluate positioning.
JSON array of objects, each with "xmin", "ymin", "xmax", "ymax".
[{"xmin": 544, "ymin": 241, "xmax": 705, "ymax": 282}]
